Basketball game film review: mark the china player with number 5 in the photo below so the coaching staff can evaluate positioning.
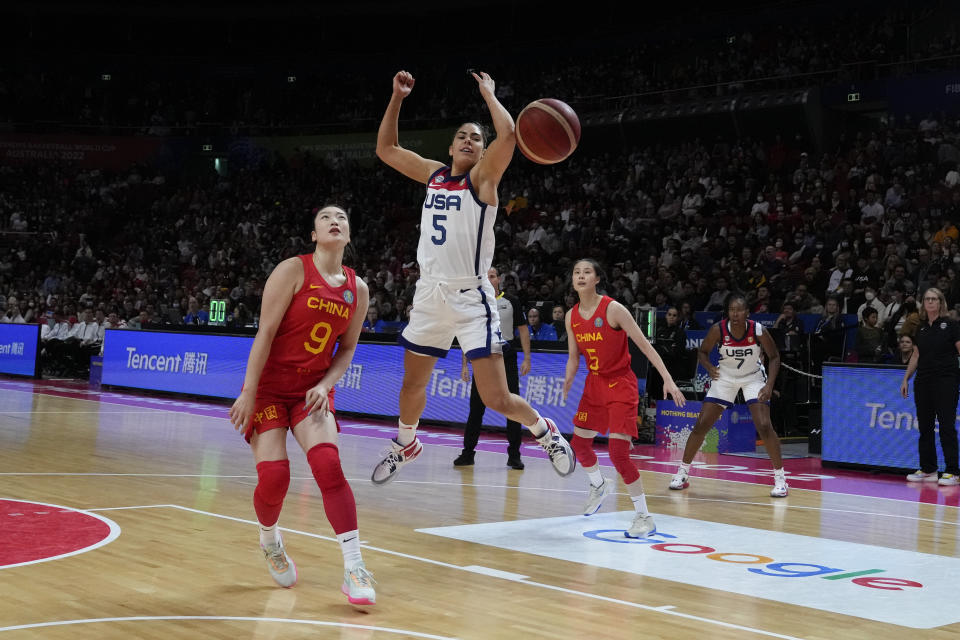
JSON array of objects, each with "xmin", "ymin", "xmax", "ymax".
[
  {"xmin": 229, "ymin": 205, "xmax": 376, "ymax": 605},
  {"xmin": 562, "ymin": 259, "xmax": 686, "ymax": 538},
  {"xmin": 373, "ymin": 70, "xmax": 575, "ymax": 483}
]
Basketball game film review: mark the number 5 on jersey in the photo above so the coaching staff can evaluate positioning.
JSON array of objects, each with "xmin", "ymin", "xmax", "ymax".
[
  {"xmin": 585, "ymin": 348, "xmax": 599, "ymax": 371},
  {"xmin": 431, "ymin": 214, "xmax": 447, "ymax": 245}
]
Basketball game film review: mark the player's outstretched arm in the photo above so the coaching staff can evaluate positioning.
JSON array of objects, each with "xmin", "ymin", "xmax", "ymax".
[
  {"xmin": 375, "ymin": 71, "xmax": 443, "ymax": 184},
  {"xmin": 608, "ymin": 301, "xmax": 686, "ymax": 406},
  {"xmin": 471, "ymin": 72, "xmax": 516, "ymax": 192}
]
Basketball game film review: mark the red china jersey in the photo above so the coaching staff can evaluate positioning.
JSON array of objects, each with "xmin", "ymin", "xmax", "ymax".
[
  {"xmin": 572, "ymin": 296, "xmax": 632, "ymax": 378},
  {"xmin": 261, "ymin": 255, "xmax": 358, "ymax": 379}
]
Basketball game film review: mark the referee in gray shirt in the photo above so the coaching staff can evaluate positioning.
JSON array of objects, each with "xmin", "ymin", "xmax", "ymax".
[{"xmin": 455, "ymin": 267, "xmax": 532, "ymax": 469}]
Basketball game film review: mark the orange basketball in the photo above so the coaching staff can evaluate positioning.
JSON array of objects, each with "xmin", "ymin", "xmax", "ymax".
[{"xmin": 515, "ymin": 98, "xmax": 581, "ymax": 165}]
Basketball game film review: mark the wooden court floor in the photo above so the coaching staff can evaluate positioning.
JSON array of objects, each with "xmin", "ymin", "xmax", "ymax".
[{"xmin": 1, "ymin": 382, "xmax": 959, "ymax": 639}]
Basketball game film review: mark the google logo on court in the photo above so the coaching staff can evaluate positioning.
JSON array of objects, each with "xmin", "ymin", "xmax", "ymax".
[{"xmin": 583, "ymin": 529, "xmax": 923, "ymax": 591}]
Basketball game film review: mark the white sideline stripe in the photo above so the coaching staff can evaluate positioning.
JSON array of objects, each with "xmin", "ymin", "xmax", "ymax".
[
  {"xmin": 6, "ymin": 386, "xmax": 958, "ymax": 511},
  {"xmin": 88, "ymin": 504, "xmax": 176, "ymax": 511},
  {"xmin": 461, "ymin": 565, "xmax": 529, "ymax": 581},
  {"xmin": 0, "ymin": 473, "xmax": 257, "ymax": 478},
  {"xmin": 512, "ymin": 579, "xmax": 803, "ymax": 640},
  {"xmin": 120, "ymin": 504, "xmax": 802, "ymax": 640},
  {"xmin": 2, "ymin": 410, "xmax": 163, "ymax": 414},
  {"xmin": 7, "ymin": 472, "xmax": 956, "ymax": 526},
  {"xmin": 0, "ymin": 617, "xmax": 457, "ymax": 639}
]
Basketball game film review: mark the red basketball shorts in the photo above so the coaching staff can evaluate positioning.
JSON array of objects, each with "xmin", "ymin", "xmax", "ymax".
[
  {"xmin": 246, "ymin": 367, "xmax": 339, "ymax": 443},
  {"xmin": 573, "ymin": 371, "xmax": 639, "ymax": 437}
]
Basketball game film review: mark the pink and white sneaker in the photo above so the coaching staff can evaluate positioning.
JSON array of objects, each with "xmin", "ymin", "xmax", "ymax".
[{"xmin": 342, "ymin": 562, "xmax": 376, "ymax": 605}]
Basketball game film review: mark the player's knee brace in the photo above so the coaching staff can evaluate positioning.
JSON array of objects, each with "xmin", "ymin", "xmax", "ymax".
[
  {"xmin": 254, "ymin": 459, "xmax": 290, "ymax": 526},
  {"xmin": 307, "ymin": 443, "xmax": 347, "ymax": 491},
  {"xmin": 307, "ymin": 443, "xmax": 357, "ymax": 534},
  {"xmin": 608, "ymin": 438, "xmax": 640, "ymax": 485},
  {"xmin": 255, "ymin": 459, "xmax": 291, "ymax": 505},
  {"xmin": 570, "ymin": 434, "xmax": 598, "ymax": 468}
]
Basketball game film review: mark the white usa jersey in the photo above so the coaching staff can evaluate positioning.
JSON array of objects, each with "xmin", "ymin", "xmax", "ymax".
[
  {"xmin": 717, "ymin": 319, "xmax": 765, "ymax": 378},
  {"xmin": 417, "ymin": 167, "xmax": 495, "ymax": 279}
]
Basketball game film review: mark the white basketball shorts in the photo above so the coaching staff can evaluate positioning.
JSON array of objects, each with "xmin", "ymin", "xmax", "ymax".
[
  {"xmin": 399, "ymin": 276, "xmax": 505, "ymax": 360},
  {"xmin": 704, "ymin": 369, "xmax": 768, "ymax": 406}
]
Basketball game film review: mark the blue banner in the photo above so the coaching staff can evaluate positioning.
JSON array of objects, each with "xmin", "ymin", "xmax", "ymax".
[
  {"xmin": 100, "ymin": 330, "xmax": 594, "ymax": 432},
  {"xmin": 822, "ymin": 364, "xmax": 958, "ymax": 471},
  {"xmin": 0, "ymin": 323, "xmax": 40, "ymax": 377},
  {"xmin": 102, "ymin": 329, "xmax": 251, "ymax": 397},
  {"xmin": 333, "ymin": 344, "xmax": 589, "ymax": 430}
]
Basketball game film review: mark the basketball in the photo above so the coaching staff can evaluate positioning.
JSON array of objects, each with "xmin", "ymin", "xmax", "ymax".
[{"xmin": 515, "ymin": 98, "xmax": 581, "ymax": 165}]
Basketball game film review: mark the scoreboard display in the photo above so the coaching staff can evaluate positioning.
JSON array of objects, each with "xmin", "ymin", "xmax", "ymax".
[{"xmin": 209, "ymin": 299, "xmax": 228, "ymax": 326}]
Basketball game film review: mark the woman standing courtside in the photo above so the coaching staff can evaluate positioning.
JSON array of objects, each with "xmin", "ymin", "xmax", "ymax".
[
  {"xmin": 900, "ymin": 287, "xmax": 960, "ymax": 486},
  {"xmin": 229, "ymin": 205, "xmax": 376, "ymax": 604}
]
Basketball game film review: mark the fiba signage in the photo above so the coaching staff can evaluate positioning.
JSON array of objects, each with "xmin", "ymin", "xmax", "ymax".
[
  {"xmin": 420, "ymin": 511, "xmax": 960, "ymax": 629},
  {"xmin": 100, "ymin": 331, "xmax": 590, "ymax": 431},
  {"xmin": 821, "ymin": 364, "xmax": 957, "ymax": 470},
  {"xmin": 0, "ymin": 323, "xmax": 40, "ymax": 377}
]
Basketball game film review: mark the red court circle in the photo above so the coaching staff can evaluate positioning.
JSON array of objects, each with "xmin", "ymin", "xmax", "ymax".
[{"xmin": 0, "ymin": 498, "xmax": 118, "ymax": 568}]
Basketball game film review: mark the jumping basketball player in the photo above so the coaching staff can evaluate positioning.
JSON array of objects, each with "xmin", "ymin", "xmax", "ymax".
[
  {"xmin": 668, "ymin": 293, "xmax": 788, "ymax": 497},
  {"xmin": 229, "ymin": 205, "xmax": 376, "ymax": 604},
  {"xmin": 562, "ymin": 259, "xmax": 686, "ymax": 538},
  {"xmin": 371, "ymin": 70, "xmax": 575, "ymax": 483}
]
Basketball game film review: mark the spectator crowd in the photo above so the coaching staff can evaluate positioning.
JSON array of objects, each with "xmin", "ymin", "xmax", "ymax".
[
  {"xmin": 3, "ymin": 105, "xmax": 960, "ymax": 377},
  {"xmin": 2, "ymin": 1, "xmax": 960, "ymax": 379}
]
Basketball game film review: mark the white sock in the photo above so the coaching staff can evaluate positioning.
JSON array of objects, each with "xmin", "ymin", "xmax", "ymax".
[
  {"xmin": 631, "ymin": 494, "xmax": 649, "ymax": 515},
  {"xmin": 524, "ymin": 415, "xmax": 548, "ymax": 439},
  {"xmin": 337, "ymin": 530, "xmax": 362, "ymax": 569},
  {"xmin": 773, "ymin": 468, "xmax": 786, "ymax": 482},
  {"xmin": 397, "ymin": 420, "xmax": 418, "ymax": 446},
  {"xmin": 679, "ymin": 462, "xmax": 691, "ymax": 473},
  {"xmin": 585, "ymin": 467, "xmax": 604, "ymax": 488},
  {"xmin": 258, "ymin": 522, "xmax": 281, "ymax": 547}
]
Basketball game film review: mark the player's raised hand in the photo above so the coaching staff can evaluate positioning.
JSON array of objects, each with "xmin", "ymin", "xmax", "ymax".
[
  {"xmin": 393, "ymin": 71, "xmax": 415, "ymax": 99},
  {"xmin": 664, "ymin": 381, "xmax": 686, "ymax": 407},
  {"xmin": 471, "ymin": 71, "xmax": 496, "ymax": 98}
]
